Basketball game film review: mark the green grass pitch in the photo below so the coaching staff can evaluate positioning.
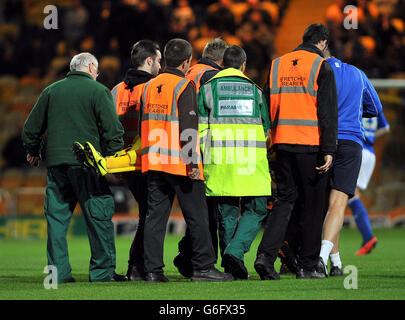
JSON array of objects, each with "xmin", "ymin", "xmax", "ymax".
[{"xmin": 1, "ymin": 228, "xmax": 404, "ymax": 300}]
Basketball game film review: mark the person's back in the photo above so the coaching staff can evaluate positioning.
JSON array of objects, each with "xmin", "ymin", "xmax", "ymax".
[
  {"xmin": 185, "ymin": 38, "xmax": 228, "ymax": 91},
  {"xmin": 319, "ymin": 53, "xmax": 382, "ymax": 276},
  {"xmin": 46, "ymin": 74, "xmax": 122, "ymax": 164},
  {"xmin": 327, "ymin": 57, "xmax": 378, "ymax": 146},
  {"xmin": 140, "ymin": 38, "xmax": 232, "ymax": 283},
  {"xmin": 111, "ymin": 76, "xmax": 147, "ymax": 149},
  {"xmin": 199, "ymin": 66, "xmax": 271, "ymax": 196},
  {"xmin": 255, "ymin": 24, "xmax": 338, "ymax": 281},
  {"xmin": 24, "ymin": 65, "xmax": 123, "ymax": 168},
  {"xmin": 22, "ymin": 52, "xmax": 126, "ymax": 283},
  {"xmin": 199, "ymin": 45, "xmax": 271, "ymax": 279}
]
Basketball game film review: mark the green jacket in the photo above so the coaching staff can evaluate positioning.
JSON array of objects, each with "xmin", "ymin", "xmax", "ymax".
[
  {"xmin": 198, "ymin": 68, "xmax": 271, "ymax": 197},
  {"xmin": 22, "ymin": 71, "xmax": 124, "ymax": 167}
]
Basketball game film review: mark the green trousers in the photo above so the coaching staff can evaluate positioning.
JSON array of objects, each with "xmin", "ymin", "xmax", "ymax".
[
  {"xmin": 44, "ymin": 166, "xmax": 116, "ymax": 283},
  {"xmin": 217, "ymin": 196, "xmax": 268, "ymax": 261}
]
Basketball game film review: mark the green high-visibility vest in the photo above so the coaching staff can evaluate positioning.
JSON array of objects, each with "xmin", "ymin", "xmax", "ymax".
[{"xmin": 198, "ymin": 68, "xmax": 271, "ymax": 197}]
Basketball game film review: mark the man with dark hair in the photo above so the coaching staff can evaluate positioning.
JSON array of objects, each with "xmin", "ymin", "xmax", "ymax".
[
  {"xmin": 254, "ymin": 23, "xmax": 338, "ymax": 280},
  {"xmin": 174, "ymin": 38, "xmax": 229, "ymax": 278},
  {"xmin": 198, "ymin": 45, "xmax": 271, "ymax": 279},
  {"xmin": 72, "ymin": 41, "xmax": 162, "ymax": 281},
  {"xmin": 111, "ymin": 40, "xmax": 161, "ymax": 281},
  {"xmin": 222, "ymin": 45, "xmax": 247, "ymax": 69},
  {"xmin": 140, "ymin": 38, "xmax": 232, "ymax": 282},
  {"xmin": 163, "ymin": 38, "xmax": 193, "ymax": 69},
  {"xmin": 319, "ymin": 48, "xmax": 382, "ymax": 276},
  {"xmin": 302, "ymin": 23, "xmax": 330, "ymax": 45},
  {"xmin": 130, "ymin": 40, "xmax": 161, "ymax": 70}
]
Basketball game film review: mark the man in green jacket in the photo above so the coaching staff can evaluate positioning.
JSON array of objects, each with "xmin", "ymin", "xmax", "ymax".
[
  {"xmin": 198, "ymin": 45, "xmax": 272, "ymax": 279},
  {"xmin": 22, "ymin": 52, "xmax": 126, "ymax": 283}
]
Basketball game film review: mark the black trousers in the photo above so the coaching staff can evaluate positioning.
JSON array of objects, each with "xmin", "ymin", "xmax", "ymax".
[
  {"xmin": 143, "ymin": 171, "xmax": 216, "ymax": 273},
  {"xmin": 177, "ymin": 196, "xmax": 219, "ymax": 262},
  {"xmin": 257, "ymin": 150, "xmax": 329, "ymax": 270},
  {"xmin": 123, "ymin": 172, "xmax": 148, "ymax": 272}
]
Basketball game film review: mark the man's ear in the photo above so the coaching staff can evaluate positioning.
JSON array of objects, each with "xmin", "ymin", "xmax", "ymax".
[
  {"xmin": 240, "ymin": 61, "xmax": 246, "ymax": 73},
  {"xmin": 146, "ymin": 56, "xmax": 153, "ymax": 66},
  {"xmin": 181, "ymin": 56, "xmax": 191, "ymax": 70}
]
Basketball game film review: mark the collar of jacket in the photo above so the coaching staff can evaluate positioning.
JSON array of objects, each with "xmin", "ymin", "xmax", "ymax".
[
  {"xmin": 67, "ymin": 70, "xmax": 94, "ymax": 80},
  {"xmin": 163, "ymin": 66, "xmax": 185, "ymax": 78},
  {"xmin": 198, "ymin": 58, "xmax": 223, "ymax": 70},
  {"xmin": 123, "ymin": 68, "xmax": 154, "ymax": 88},
  {"xmin": 293, "ymin": 42, "xmax": 325, "ymax": 57},
  {"xmin": 208, "ymin": 67, "xmax": 255, "ymax": 84}
]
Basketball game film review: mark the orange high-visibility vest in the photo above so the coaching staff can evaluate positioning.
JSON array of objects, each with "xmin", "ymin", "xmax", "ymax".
[
  {"xmin": 140, "ymin": 73, "xmax": 204, "ymax": 177},
  {"xmin": 269, "ymin": 50, "xmax": 324, "ymax": 146},
  {"xmin": 111, "ymin": 81, "xmax": 145, "ymax": 170},
  {"xmin": 185, "ymin": 63, "xmax": 218, "ymax": 92}
]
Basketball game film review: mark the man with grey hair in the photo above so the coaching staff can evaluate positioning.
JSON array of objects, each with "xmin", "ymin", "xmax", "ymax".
[
  {"xmin": 22, "ymin": 52, "xmax": 126, "ymax": 283},
  {"xmin": 185, "ymin": 38, "xmax": 228, "ymax": 91},
  {"xmin": 69, "ymin": 52, "xmax": 99, "ymax": 80}
]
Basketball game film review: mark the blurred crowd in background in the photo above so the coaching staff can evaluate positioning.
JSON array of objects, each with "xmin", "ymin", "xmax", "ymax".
[
  {"xmin": 0, "ymin": 0, "xmax": 404, "ymax": 211},
  {"xmin": 326, "ymin": 0, "xmax": 405, "ymax": 78}
]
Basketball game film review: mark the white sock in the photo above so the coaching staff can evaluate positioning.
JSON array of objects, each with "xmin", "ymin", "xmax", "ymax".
[
  {"xmin": 319, "ymin": 240, "xmax": 334, "ymax": 265},
  {"xmin": 330, "ymin": 252, "xmax": 342, "ymax": 268}
]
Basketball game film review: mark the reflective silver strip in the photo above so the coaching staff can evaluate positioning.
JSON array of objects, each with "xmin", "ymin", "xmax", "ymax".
[
  {"xmin": 171, "ymin": 78, "xmax": 189, "ymax": 118},
  {"xmin": 141, "ymin": 80, "xmax": 151, "ymax": 115},
  {"xmin": 141, "ymin": 146, "xmax": 202, "ymax": 163},
  {"xmin": 202, "ymin": 82, "xmax": 262, "ymax": 125},
  {"xmin": 270, "ymin": 55, "xmax": 323, "ymax": 97},
  {"xmin": 307, "ymin": 56, "xmax": 323, "ymax": 96},
  {"xmin": 211, "ymin": 140, "xmax": 267, "ymax": 148},
  {"xmin": 141, "ymin": 146, "xmax": 180, "ymax": 157},
  {"xmin": 217, "ymin": 81, "xmax": 254, "ymax": 96},
  {"xmin": 271, "ymin": 58, "xmax": 280, "ymax": 93},
  {"xmin": 274, "ymin": 119, "xmax": 319, "ymax": 127},
  {"xmin": 199, "ymin": 116, "xmax": 209, "ymax": 124},
  {"xmin": 141, "ymin": 77, "xmax": 189, "ymax": 122},
  {"xmin": 142, "ymin": 113, "xmax": 179, "ymax": 122},
  {"xmin": 194, "ymin": 67, "xmax": 214, "ymax": 87},
  {"xmin": 203, "ymin": 82, "xmax": 215, "ymax": 112},
  {"xmin": 207, "ymin": 117, "xmax": 263, "ymax": 125},
  {"xmin": 111, "ymin": 84, "xmax": 119, "ymax": 107}
]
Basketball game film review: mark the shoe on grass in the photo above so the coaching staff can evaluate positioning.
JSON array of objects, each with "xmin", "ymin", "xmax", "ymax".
[
  {"xmin": 356, "ymin": 236, "xmax": 378, "ymax": 256},
  {"xmin": 329, "ymin": 265, "xmax": 344, "ymax": 277}
]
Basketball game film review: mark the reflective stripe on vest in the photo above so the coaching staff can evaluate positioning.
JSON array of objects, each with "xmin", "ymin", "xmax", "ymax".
[
  {"xmin": 210, "ymin": 140, "xmax": 267, "ymax": 148},
  {"xmin": 185, "ymin": 63, "xmax": 218, "ymax": 92},
  {"xmin": 270, "ymin": 54, "xmax": 323, "ymax": 97},
  {"xmin": 200, "ymin": 81, "xmax": 263, "ymax": 126},
  {"xmin": 111, "ymin": 82, "xmax": 144, "ymax": 170},
  {"xmin": 111, "ymin": 82, "xmax": 143, "ymax": 149},
  {"xmin": 140, "ymin": 73, "xmax": 203, "ymax": 176},
  {"xmin": 269, "ymin": 50, "xmax": 324, "ymax": 145},
  {"xmin": 198, "ymin": 77, "xmax": 271, "ymax": 196}
]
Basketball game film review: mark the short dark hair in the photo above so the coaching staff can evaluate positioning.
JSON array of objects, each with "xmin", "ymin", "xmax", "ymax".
[
  {"xmin": 202, "ymin": 38, "xmax": 228, "ymax": 62},
  {"xmin": 164, "ymin": 38, "xmax": 192, "ymax": 68},
  {"xmin": 131, "ymin": 40, "xmax": 160, "ymax": 68},
  {"xmin": 302, "ymin": 23, "xmax": 329, "ymax": 45},
  {"xmin": 223, "ymin": 45, "xmax": 247, "ymax": 69}
]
